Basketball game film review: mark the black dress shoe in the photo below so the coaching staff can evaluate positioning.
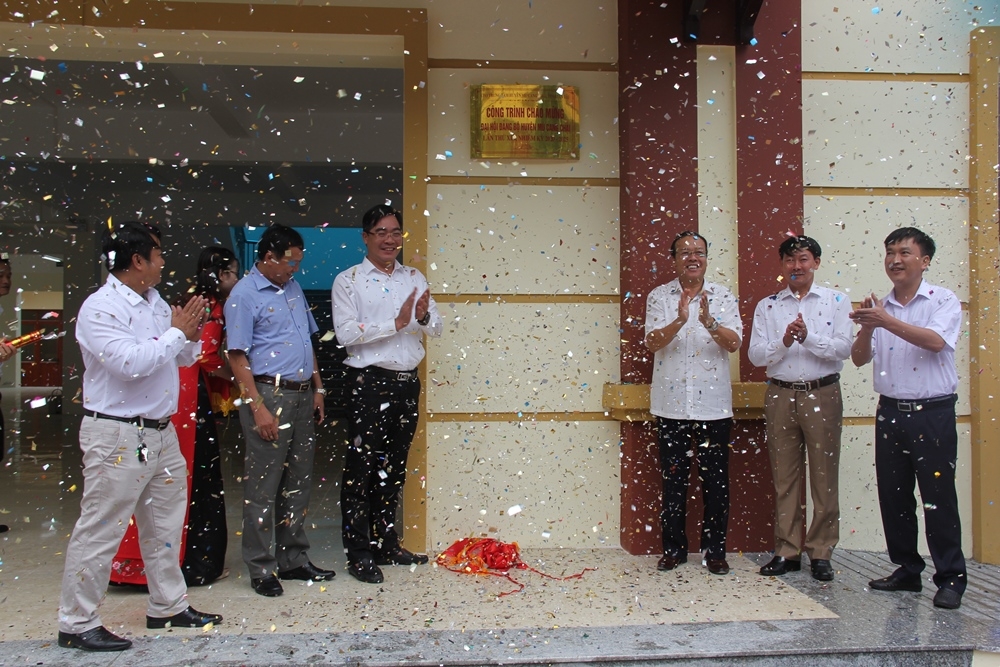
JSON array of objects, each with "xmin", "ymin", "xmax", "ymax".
[
  {"xmin": 348, "ymin": 558, "xmax": 384, "ymax": 584},
  {"xmin": 759, "ymin": 556, "xmax": 801, "ymax": 576},
  {"xmin": 279, "ymin": 561, "xmax": 336, "ymax": 581},
  {"xmin": 869, "ymin": 568, "xmax": 922, "ymax": 592},
  {"xmin": 810, "ymin": 559, "xmax": 834, "ymax": 581},
  {"xmin": 933, "ymin": 587, "xmax": 962, "ymax": 609},
  {"xmin": 251, "ymin": 575, "xmax": 284, "ymax": 597},
  {"xmin": 147, "ymin": 606, "xmax": 222, "ymax": 629},
  {"xmin": 706, "ymin": 558, "xmax": 730, "ymax": 575},
  {"xmin": 374, "ymin": 547, "xmax": 429, "ymax": 566},
  {"xmin": 657, "ymin": 553, "xmax": 687, "ymax": 571},
  {"xmin": 58, "ymin": 626, "xmax": 132, "ymax": 651},
  {"xmin": 0, "ymin": 524, "xmax": 8, "ymax": 533}
]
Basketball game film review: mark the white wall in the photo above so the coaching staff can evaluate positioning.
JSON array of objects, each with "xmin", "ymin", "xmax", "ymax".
[{"xmin": 800, "ymin": 0, "xmax": 999, "ymax": 554}]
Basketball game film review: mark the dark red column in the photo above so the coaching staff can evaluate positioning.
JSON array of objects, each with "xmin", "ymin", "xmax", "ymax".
[
  {"xmin": 619, "ymin": 0, "xmax": 702, "ymax": 554},
  {"xmin": 618, "ymin": 0, "xmax": 801, "ymax": 555}
]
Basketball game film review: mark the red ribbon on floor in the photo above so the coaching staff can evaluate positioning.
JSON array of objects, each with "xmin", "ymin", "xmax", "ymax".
[{"xmin": 436, "ymin": 537, "xmax": 594, "ymax": 597}]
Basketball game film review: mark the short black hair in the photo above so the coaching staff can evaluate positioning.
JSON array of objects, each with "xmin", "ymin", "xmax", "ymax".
[
  {"xmin": 103, "ymin": 220, "xmax": 162, "ymax": 272},
  {"xmin": 669, "ymin": 231, "xmax": 708, "ymax": 258},
  {"xmin": 257, "ymin": 224, "xmax": 304, "ymax": 261},
  {"xmin": 362, "ymin": 204, "xmax": 403, "ymax": 234},
  {"xmin": 195, "ymin": 246, "xmax": 239, "ymax": 300},
  {"xmin": 884, "ymin": 227, "xmax": 935, "ymax": 261},
  {"xmin": 778, "ymin": 235, "xmax": 822, "ymax": 260}
]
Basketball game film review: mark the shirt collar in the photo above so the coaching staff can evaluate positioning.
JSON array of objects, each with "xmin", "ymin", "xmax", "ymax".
[
  {"xmin": 107, "ymin": 273, "xmax": 152, "ymax": 306},
  {"xmin": 248, "ymin": 263, "xmax": 294, "ymax": 291},
  {"xmin": 778, "ymin": 282, "xmax": 820, "ymax": 301},
  {"xmin": 885, "ymin": 279, "xmax": 932, "ymax": 307},
  {"xmin": 666, "ymin": 278, "xmax": 718, "ymax": 295},
  {"xmin": 361, "ymin": 256, "xmax": 401, "ymax": 276}
]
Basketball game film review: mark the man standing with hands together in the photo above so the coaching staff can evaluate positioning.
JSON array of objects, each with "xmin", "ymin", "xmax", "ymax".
[
  {"xmin": 644, "ymin": 231, "xmax": 742, "ymax": 575},
  {"xmin": 749, "ymin": 235, "xmax": 852, "ymax": 582},
  {"xmin": 58, "ymin": 221, "xmax": 221, "ymax": 652},
  {"xmin": 333, "ymin": 204, "xmax": 442, "ymax": 585},
  {"xmin": 850, "ymin": 227, "xmax": 967, "ymax": 609},
  {"xmin": 227, "ymin": 224, "xmax": 334, "ymax": 598}
]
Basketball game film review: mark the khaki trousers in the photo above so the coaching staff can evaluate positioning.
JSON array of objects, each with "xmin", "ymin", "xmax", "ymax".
[
  {"xmin": 763, "ymin": 382, "xmax": 842, "ymax": 561},
  {"xmin": 59, "ymin": 418, "xmax": 189, "ymax": 633}
]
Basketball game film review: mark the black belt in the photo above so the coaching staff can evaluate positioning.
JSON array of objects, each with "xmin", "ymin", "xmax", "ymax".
[
  {"xmin": 879, "ymin": 394, "xmax": 956, "ymax": 413},
  {"xmin": 85, "ymin": 410, "xmax": 171, "ymax": 431},
  {"xmin": 361, "ymin": 366, "xmax": 418, "ymax": 382},
  {"xmin": 769, "ymin": 373, "xmax": 840, "ymax": 392},
  {"xmin": 253, "ymin": 375, "xmax": 312, "ymax": 391}
]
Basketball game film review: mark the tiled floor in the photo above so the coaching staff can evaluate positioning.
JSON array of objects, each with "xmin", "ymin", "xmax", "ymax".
[{"xmin": 1, "ymin": 388, "xmax": 998, "ymax": 666}]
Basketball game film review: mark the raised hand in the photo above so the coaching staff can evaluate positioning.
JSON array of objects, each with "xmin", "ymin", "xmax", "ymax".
[
  {"xmin": 783, "ymin": 313, "xmax": 808, "ymax": 347},
  {"xmin": 415, "ymin": 288, "xmax": 431, "ymax": 323},
  {"xmin": 850, "ymin": 293, "xmax": 887, "ymax": 330},
  {"xmin": 395, "ymin": 288, "xmax": 417, "ymax": 331},
  {"xmin": 677, "ymin": 291, "xmax": 692, "ymax": 325},
  {"xmin": 172, "ymin": 295, "xmax": 209, "ymax": 341},
  {"xmin": 698, "ymin": 293, "xmax": 714, "ymax": 329}
]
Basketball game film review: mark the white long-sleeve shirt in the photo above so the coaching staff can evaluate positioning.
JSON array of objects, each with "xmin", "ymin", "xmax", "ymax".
[
  {"xmin": 77, "ymin": 274, "xmax": 200, "ymax": 420},
  {"xmin": 332, "ymin": 257, "xmax": 442, "ymax": 371},
  {"xmin": 748, "ymin": 283, "xmax": 852, "ymax": 382}
]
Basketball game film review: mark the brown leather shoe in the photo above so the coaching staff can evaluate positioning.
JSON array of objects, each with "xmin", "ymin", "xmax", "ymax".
[
  {"xmin": 706, "ymin": 558, "xmax": 730, "ymax": 575},
  {"xmin": 656, "ymin": 553, "xmax": 687, "ymax": 571}
]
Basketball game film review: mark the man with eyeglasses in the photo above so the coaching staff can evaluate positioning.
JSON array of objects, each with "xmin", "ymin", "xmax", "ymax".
[
  {"xmin": 644, "ymin": 231, "xmax": 742, "ymax": 576},
  {"xmin": 332, "ymin": 204, "xmax": 442, "ymax": 584},
  {"xmin": 748, "ymin": 235, "xmax": 852, "ymax": 582},
  {"xmin": 226, "ymin": 224, "xmax": 335, "ymax": 597}
]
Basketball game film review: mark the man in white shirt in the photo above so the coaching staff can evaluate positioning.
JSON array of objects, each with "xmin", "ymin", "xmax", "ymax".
[
  {"xmin": 644, "ymin": 231, "xmax": 742, "ymax": 575},
  {"xmin": 332, "ymin": 204, "xmax": 442, "ymax": 584},
  {"xmin": 748, "ymin": 235, "xmax": 852, "ymax": 582},
  {"xmin": 850, "ymin": 227, "xmax": 967, "ymax": 610},
  {"xmin": 58, "ymin": 221, "xmax": 221, "ymax": 652}
]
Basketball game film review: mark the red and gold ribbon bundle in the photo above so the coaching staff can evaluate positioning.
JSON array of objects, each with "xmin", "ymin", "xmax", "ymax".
[{"xmin": 436, "ymin": 537, "xmax": 594, "ymax": 596}]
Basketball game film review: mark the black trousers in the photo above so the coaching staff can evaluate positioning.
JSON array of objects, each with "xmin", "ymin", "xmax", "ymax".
[
  {"xmin": 182, "ymin": 374, "xmax": 228, "ymax": 586},
  {"xmin": 341, "ymin": 369, "xmax": 420, "ymax": 562},
  {"xmin": 875, "ymin": 395, "xmax": 967, "ymax": 594},
  {"xmin": 657, "ymin": 417, "xmax": 731, "ymax": 559}
]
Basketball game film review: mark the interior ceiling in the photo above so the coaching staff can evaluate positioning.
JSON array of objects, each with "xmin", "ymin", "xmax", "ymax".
[
  {"xmin": 3, "ymin": 59, "xmax": 404, "ymax": 120},
  {"xmin": 0, "ymin": 58, "xmax": 404, "ymax": 226}
]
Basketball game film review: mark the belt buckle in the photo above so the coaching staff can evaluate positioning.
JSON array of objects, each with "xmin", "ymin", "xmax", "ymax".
[
  {"xmin": 396, "ymin": 372, "xmax": 411, "ymax": 382},
  {"xmin": 897, "ymin": 401, "xmax": 914, "ymax": 412},
  {"xmin": 791, "ymin": 382, "xmax": 809, "ymax": 391}
]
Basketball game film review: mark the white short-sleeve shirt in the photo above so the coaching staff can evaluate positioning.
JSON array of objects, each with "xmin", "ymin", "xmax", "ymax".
[
  {"xmin": 872, "ymin": 279, "xmax": 961, "ymax": 399},
  {"xmin": 645, "ymin": 280, "xmax": 742, "ymax": 420}
]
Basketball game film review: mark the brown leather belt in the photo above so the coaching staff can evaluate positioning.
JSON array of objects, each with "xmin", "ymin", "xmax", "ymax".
[
  {"xmin": 253, "ymin": 375, "xmax": 312, "ymax": 391},
  {"xmin": 768, "ymin": 373, "xmax": 839, "ymax": 392}
]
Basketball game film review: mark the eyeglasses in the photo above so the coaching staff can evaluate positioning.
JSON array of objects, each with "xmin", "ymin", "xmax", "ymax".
[
  {"xmin": 678, "ymin": 251, "xmax": 707, "ymax": 260},
  {"xmin": 367, "ymin": 227, "xmax": 403, "ymax": 240}
]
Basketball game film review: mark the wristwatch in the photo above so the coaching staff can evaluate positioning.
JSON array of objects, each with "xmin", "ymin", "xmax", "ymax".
[
  {"xmin": 314, "ymin": 387, "xmax": 328, "ymax": 396},
  {"xmin": 417, "ymin": 312, "xmax": 431, "ymax": 326},
  {"xmin": 707, "ymin": 319, "xmax": 720, "ymax": 332}
]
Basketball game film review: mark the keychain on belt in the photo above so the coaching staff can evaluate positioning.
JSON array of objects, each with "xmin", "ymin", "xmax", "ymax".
[{"xmin": 136, "ymin": 424, "xmax": 149, "ymax": 464}]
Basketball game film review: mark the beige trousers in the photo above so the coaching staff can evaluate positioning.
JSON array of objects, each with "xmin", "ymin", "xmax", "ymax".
[
  {"xmin": 763, "ymin": 382, "xmax": 843, "ymax": 561},
  {"xmin": 58, "ymin": 418, "xmax": 189, "ymax": 634}
]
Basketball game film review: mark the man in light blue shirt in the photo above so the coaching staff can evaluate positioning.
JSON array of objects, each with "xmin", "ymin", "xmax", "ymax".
[{"xmin": 227, "ymin": 224, "xmax": 334, "ymax": 597}]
